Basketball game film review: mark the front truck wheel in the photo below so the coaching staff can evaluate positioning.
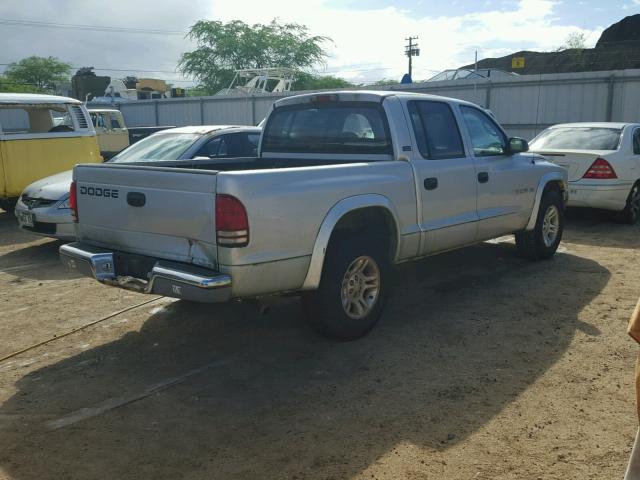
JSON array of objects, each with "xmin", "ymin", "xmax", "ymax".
[
  {"xmin": 302, "ymin": 235, "xmax": 391, "ymax": 340},
  {"xmin": 515, "ymin": 189, "xmax": 564, "ymax": 260}
]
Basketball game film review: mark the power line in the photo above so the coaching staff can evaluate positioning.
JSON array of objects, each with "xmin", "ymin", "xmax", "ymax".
[{"xmin": 0, "ymin": 18, "xmax": 185, "ymax": 35}]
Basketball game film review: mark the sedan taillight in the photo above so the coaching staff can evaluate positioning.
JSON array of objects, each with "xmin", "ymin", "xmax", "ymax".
[
  {"xmin": 215, "ymin": 194, "xmax": 249, "ymax": 247},
  {"xmin": 583, "ymin": 157, "xmax": 617, "ymax": 179}
]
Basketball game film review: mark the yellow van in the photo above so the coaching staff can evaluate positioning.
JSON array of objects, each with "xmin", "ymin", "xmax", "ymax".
[{"xmin": 0, "ymin": 93, "xmax": 101, "ymax": 212}]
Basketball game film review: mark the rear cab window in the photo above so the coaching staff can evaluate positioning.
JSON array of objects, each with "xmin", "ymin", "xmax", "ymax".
[{"xmin": 262, "ymin": 102, "xmax": 392, "ymax": 156}]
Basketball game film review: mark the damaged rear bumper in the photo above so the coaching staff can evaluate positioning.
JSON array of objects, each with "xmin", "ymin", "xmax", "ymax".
[{"xmin": 59, "ymin": 242, "xmax": 231, "ymax": 303}]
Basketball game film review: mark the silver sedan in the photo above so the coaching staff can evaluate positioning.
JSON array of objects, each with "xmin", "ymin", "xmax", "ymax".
[{"xmin": 15, "ymin": 125, "xmax": 261, "ymax": 240}]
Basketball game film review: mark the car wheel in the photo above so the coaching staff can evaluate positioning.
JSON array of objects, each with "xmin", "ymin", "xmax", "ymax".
[
  {"xmin": 302, "ymin": 234, "xmax": 390, "ymax": 340},
  {"xmin": 618, "ymin": 181, "xmax": 640, "ymax": 225},
  {"xmin": 515, "ymin": 190, "xmax": 564, "ymax": 260},
  {"xmin": 0, "ymin": 199, "xmax": 16, "ymax": 214}
]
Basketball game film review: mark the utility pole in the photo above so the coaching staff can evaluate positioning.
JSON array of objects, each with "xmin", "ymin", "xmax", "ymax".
[{"xmin": 405, "ymin": 36, "xmax": 420, "ymax": 80}]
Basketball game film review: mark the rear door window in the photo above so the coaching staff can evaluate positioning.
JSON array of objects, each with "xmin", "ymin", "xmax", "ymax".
[
  {"xmin": 262, "ymin": 102, "xmax": 392, "ymax": 155},
  {"xmin": 633, "ymin": 129, "xmax": 640, "ymax": 155},
  {"xmin": 408, "ymin": 100, "xmax": 465, "ymax": 159}
]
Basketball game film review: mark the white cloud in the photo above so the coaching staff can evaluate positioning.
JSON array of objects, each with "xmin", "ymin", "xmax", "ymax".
[
  {"xmin": 208, "ymin": 0, "xmax": 603, "ymax": 82},
  {"xmin": 0, "ymin": 0, "xmax": 605, "ymax": 85}
]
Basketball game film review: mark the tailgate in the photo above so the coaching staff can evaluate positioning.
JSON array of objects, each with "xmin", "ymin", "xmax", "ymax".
[
  {"xmin": 74, "ymin": 164, "xmax": 218, "ymax": 268},
  {"xmin": 535, "ymin": 150, "xmax": 606, "ymax": 182}
]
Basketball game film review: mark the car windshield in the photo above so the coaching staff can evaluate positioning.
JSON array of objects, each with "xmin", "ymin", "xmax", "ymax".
[
  {"xmin": 109, "ymin": 133, "xmax": 199, "ymax": 163},
  {"xmin": 530, "ymin": 127, "xmax": 622, "ymax": 151}
]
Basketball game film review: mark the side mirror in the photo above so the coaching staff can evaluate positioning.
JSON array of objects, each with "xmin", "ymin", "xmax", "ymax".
[{"xmin": 508, "ymin": 137, "xmax": 529, "ymax": 154}]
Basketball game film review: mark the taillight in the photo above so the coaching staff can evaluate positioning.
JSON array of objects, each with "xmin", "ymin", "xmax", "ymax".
[
  {"xmin": 215, "ymin": 194, "xmax": 249, "ymax": 247},
  {"xmin": 69, "ymin": 181, "xmax": 78, "ymax": 222},
  {"xmin": 583, "ymin": 157, "xmax": 617, "ymax": 179}
]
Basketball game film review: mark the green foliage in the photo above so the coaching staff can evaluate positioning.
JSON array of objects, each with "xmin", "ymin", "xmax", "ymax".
[
  {"xmin": 179, "ymin": 19, "xmax": 330, "ymax": 94},
  {"xmin": 4, "ymin": 56, "xmax": 71, "ymax": 92},
  {"xmin": 368, "ymin": 78, "xmax": 399, "ymax": 86},
  {"xmin": 292, "ymin": 72, "xmax": 353, "ymax": 91},
  {"xmin": 185, "ymin": 86, "xmax": 212, "ymax": 97},
  {"xmin": 0, "ymin": 75, "xmax": 41, "ymax": 93}
]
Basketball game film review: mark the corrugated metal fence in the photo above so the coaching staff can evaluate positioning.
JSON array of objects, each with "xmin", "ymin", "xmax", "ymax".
[{"xmin": 90, "ymin": 69, "xmax": 640, "ymax": 140}]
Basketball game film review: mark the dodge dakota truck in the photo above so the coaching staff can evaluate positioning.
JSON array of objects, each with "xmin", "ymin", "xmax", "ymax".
[{"xmin": 60, "ymin": 91, "xmax": 568, "ymax": 339}]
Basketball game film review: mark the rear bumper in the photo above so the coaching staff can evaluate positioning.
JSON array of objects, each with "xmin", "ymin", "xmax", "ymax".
[
  {"xmin": 567, "ymin": 181, "xmax": 632, "ymax": 211},
  {"xmin": 60, "ymin": 242, "xmax": 232, "ymax": 303}
]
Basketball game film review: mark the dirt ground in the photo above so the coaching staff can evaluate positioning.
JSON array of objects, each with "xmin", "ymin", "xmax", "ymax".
[{"xmin": 0, "ymin": 208, "xmax": 639, "ymax": 480}]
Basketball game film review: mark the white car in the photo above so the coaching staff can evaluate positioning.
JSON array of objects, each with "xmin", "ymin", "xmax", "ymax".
[{"xmin": 530, "ymin": 122, "xmax": 640, "ymax": 224}]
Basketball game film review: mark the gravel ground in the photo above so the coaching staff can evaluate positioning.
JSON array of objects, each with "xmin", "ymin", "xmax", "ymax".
[{"xmin": 0, "ymin": 208, "xmax": 638, "ymax": 480}]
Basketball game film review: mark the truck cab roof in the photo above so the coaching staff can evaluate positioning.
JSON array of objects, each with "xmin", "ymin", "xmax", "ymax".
[{"xmin": 273, "ymin": 90, "xmax": 479, "ymax": 109}]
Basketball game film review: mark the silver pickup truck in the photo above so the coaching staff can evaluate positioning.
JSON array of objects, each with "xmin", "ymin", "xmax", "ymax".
[{"xmin": 60, "ymin": 91, "xmax": 568, "ymax": 339}]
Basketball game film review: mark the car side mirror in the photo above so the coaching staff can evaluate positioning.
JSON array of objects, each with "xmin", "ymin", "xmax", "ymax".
[{"xmin": 508, "ymin": 137, "xmax": 529, "ymax": 154}]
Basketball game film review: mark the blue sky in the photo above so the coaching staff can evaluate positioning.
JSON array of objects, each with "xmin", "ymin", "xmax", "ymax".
[{"xmin": 326, "ymin": 0, "xmax": 630, "ymax": 32}]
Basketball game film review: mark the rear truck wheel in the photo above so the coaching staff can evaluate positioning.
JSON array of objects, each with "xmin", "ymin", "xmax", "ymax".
[
  {"xmin": 618, "ymin": 181, "xmax": 640, "ymax": 225},
  {"xmin": 302, "ymin": 235, "xmax": 390, "ymax": 340},
  {"xmin": 515, "ymin": 189, "xmax": 564, "ymax": 260}
]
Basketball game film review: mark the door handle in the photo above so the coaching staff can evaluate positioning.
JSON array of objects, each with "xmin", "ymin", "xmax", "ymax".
[
  {"xmin": 423, "ymin": 177, "xmax": 438, "ymax": 190},
  {"xmin": 478, "ymin": 172, "xmax": 489, "ymax": 183},
  {"xmin": 127, "ymin": 192, "xmax": 146, "ymax": 207}
]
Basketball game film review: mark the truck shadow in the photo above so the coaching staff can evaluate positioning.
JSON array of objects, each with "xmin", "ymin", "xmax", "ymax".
[
  {"xmin": 563, "ymin": 209, "xmax": 640, "ymax": 249},
  {"xmin": 0, "ymin": 211, "xmax": 36, "ymax": 248},
  {"xmin": 0, "ymin": 242, "xmax": 608, "ymax": 479},
  {"xmin": 0, "ymin": 240, "xmax": 82, "ymax": 280}
]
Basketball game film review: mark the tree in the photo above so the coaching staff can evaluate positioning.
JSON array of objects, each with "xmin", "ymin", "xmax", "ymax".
[
  {"xmin": 556, "ymin": 32, "xmax": 588, "ymax": 51},
  {"xmin": 179, "ymin": 19, "xmax": 330, "ymax": 94},
  {"xmin": 292, "ymin": 72, "xmax": 353, "ymax": 91},
  {"xmin": 0, "ymin": 75, "xmax": 41, "ymax": 93},
  {"xmin": 368, "ymin": 78, "xmax": 399, "ymax": 87},
  {"xmin": 4, "ymin": 56, "xmax": 71, "ymax": 92}
]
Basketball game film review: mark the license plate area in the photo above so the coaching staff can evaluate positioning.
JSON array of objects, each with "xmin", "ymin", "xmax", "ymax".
[
  {"xmin": 113, "ymin": 251, "xmax": 157, "ymax": 279},
  {"xmin": 18, "ymin": 211, "xmax": 34, "ymax": 227}
]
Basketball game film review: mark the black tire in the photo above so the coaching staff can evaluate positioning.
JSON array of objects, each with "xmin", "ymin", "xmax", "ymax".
[
  {"xmin": 617, "ymin": 181, "xmax": 640, "ymax": 225},
  {"xmin": 302, "ymin": 234, "xmax": 391, "ymax": 340},
  {"xmin": 0, "ymin": 199, "xmax": 16, "ymax": 214},
  {"xmin": 515, "ymin": 190, "xmax": 564, "ymax": 260}
]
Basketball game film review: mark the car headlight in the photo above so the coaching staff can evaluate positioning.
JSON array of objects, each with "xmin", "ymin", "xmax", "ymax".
[{"xmin": 57, "ymin": 197, "xmax": 71, "ymax": 209}]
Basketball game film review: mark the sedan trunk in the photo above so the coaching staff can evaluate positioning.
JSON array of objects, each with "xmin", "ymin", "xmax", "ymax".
[{"xmin": 533, "ymin": 150, "xmax": 613, "ymax": 182}]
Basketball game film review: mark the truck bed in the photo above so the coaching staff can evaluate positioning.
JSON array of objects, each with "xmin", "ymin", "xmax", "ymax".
[{"xmin": 105, "ymin": 156, "xmax": 372, "ymax": 172}]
